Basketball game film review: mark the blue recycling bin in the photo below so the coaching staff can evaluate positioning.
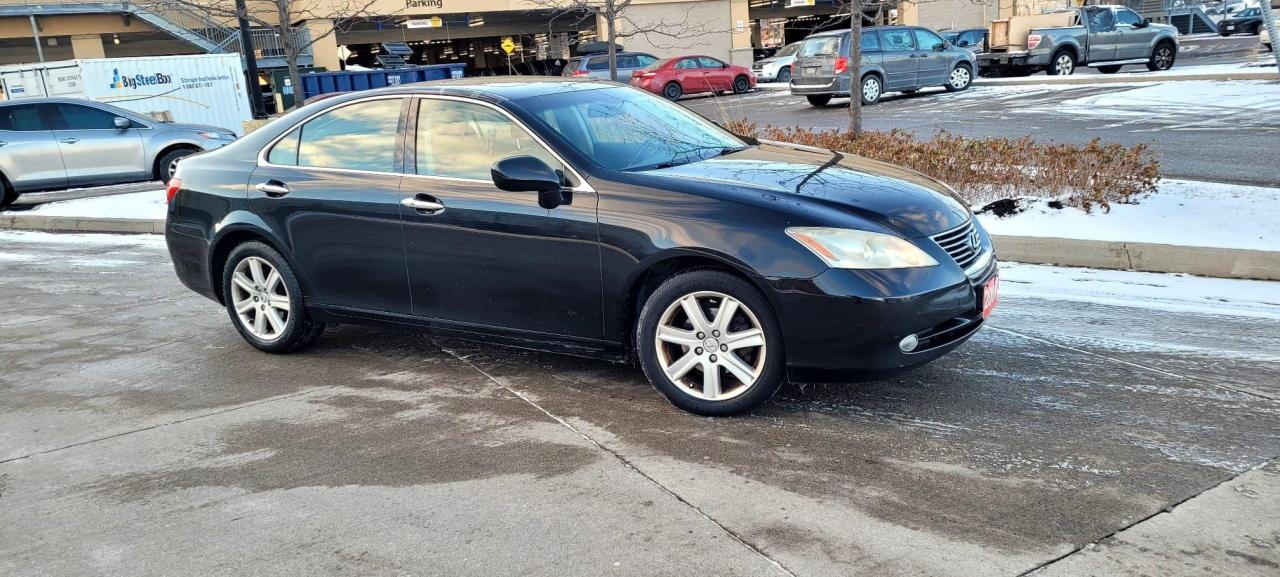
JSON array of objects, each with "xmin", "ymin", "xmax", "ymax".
[{"xmin": 300, "ymin": 63, "xmax": 467, "ymax": 101}]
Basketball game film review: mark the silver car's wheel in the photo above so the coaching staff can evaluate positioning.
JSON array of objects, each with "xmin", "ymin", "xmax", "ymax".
[
  {"xmin": 654, "ymin": 291, "xmax": 767, "ymax": 401},
  {"xmin": 948, "ymin": 65, "xmax": 972, "ymax": 91},
  {"xmin": 168, "ymin": 158, "xmax": 181, "ymax": 180},
  {"xmin": 861, "ymin": 75, "xmax": 882, "ymax": 105},
  {"xmin": 230, "ymin": 256, "xmax": 291, "ymax": 342}
]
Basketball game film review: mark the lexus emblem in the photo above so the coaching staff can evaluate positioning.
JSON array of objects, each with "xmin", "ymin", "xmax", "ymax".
[{"xmin": 969, "ymin": 229, "xmax": 980, "ymax": 250}]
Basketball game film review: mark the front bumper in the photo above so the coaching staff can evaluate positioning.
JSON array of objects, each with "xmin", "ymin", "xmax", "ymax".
[{"xmin": 769, "ymin": 254, "xmax": 997, "ymax": 380}]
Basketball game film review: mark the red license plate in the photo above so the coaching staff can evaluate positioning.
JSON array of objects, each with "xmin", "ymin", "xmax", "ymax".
[{"xmin": 981, "ymin": 275, "xmax": 999, "ymax": 319}]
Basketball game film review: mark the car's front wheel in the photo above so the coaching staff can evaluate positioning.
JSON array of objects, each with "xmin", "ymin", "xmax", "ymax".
[
  {"xmin": 733, "ymin": 75, "xmax": 751, "ymax": 94},
  {"xmin": 1147, "ymin": 42, "xmax": 1176, "ymax": 71},
  {"xmin": 777, "ymin": 67, "xmax": 791, "ymax": 83},
  {"xmin": 637, "ymin": 270, "xmax": 785, "ymax": 416},
  {"xmin": 156, "ymin": 147, "xmax": 199, "ymax": 182},
  {"xmin": 222, "ymin": 241, "xmax": 324, "ymax": 353},
  {"xmin": 945, "ymin": 63, "xmax": 973, "ymax": 91}
]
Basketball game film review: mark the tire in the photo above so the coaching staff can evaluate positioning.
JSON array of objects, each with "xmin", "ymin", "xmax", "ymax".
[
  {"xmin": 155, "ymin": 147, "xmax": 199, "ymax": 182},
  {"xmin": 777, "ymin": 67, "xmax": 791, "ymax": 83},
  {"xmin": 636, "ymin": 270, "xmax": 785, "ymax": 416},
  {"xmin": 944, "ymin": 63, "xmax": 973, "ymax": 92},
  {"xmin": 222, "ymin": 241, "xmax": 324, "ymax": 354},
  {"xmin": 1252, "ymin": 24, "xmax": 1262, "ymax": 35},
  {"xmin": 806, "ymin": 94, "xmax": 832, "ymax": 107},
  {"xmin": 733, "ymin": 75, "xmax": 751, "ymax": 94},
  {"xmin": 1220, "ymin": 31, "xmax": 1232, "ymax": 37},
  {"xmin": 860, "ymin": 74, "xmax": 883, "ymax": 105},
  {"xmin": 1047, "ymin": 50, "xmax": 1075, "ymax": 75},
  {"xmin": 1097, "ymin": 65, "xmax": 1122, "ymax": 74},
  {"xmin": 662, "ymin": 81, "xmax": 683, "ymax": 101},
  {"xmin": 0, "ymin": 176, "xmax": 16, "ymax": 208},
  {"xmin": 1147, "ymin": 41, "xmax": 1176, "ymax": 71}
]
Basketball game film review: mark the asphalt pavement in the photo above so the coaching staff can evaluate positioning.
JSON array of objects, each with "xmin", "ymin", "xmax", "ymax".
[{"xmin": 2, "ymin": 232, "xmax": 1278, "ymax": 576}]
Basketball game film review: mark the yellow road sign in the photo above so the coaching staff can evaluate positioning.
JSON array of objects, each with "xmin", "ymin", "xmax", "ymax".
[{"xmin": 501, "ymin": 38, "xmax": 516, "ymax": 54}]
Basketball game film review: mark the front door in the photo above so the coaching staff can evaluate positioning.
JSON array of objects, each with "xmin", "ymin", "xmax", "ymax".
[
  {"xmin": 400, "ymin": 97, "xmax": 603, "ymax": 339},
  {"xmin": 698, "ymin": 56, "xmax": 733, "ymax": 91},
  {"xmin": 1114, "ymin": 9, "xmax": 1153, "ymax": 60},
  {"xmin": 249, "ymin": 97, "xmax": 411, "ymax": 315},
  {"xmin": 879, "ymin": 29, "xmax": 920, "ymax": 91},
  {"xmin": 1085, "ymin": 7, "xmax": 1119, "ymax": 63},
  {"xmin": 50, "ymin": 103, "xmax": 147, "ymax": 186},
  {"xmin": 912, "ymin": 28, "xmax": 950, "ymax": 86},
  {"xmin": 0, "ymin": 103, "xmax": 66, "ymax": 191}
]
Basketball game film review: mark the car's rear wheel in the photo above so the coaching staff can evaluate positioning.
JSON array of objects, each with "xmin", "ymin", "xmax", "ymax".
[
  {"xmin": 945, "ymin": 63, "xmax": 973, "ymax": 91},
  {"xmin": 1047, "ymin": 50, "xmax": 1075, "ymax": 75},
  {"xmin": 860, "ymin": 74, "xmax": 883, "ymax": 105},
  {"xmin": 663, "ymin": 81, "xmax": 683, "ymax": 100},
  {"xmin": 806, "ymin": 94, "xmax": 832, "ymax": 107},
  {"xmin": 1097, "ymin": 65, "xmax": 1122, "ymax": 74},
  {"xmin": 777, "ymin": 67, "xmax": 791, "ymax": 83},
  {"xmin": 222, "ymin": 241, "xmax": 324, "ymax": 353},
  {"xmin": 637, "ymin": 270, "xmax": 784, "ymax": 416},
  {"xmin": 156, "ymin": 147, "xmax": 199, "ymax": 182},
  {"xmin": 1147, "ymin": 42, "xmax": 1176, "ymax": 71},
  {"xmin": 733, "ymin": 75, "xmax": 751, "ymax": 94}
]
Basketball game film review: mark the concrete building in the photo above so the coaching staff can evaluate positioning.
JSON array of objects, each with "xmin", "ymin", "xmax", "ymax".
[{"xmin": 0, "ymin": 0, "xmax": 1002, "ymax": 72}]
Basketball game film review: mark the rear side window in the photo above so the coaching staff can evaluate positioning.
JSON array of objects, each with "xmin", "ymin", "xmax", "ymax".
[
  {"xmin": 636, "ymin": 54, "xmax": 658, "ymax": 67},
  {"xmin": 616, "ymin": 54, "xmax": 637, "ymax": 68},
  {"xmin": 880, "ymin": 29, "xmax": 916, "ymax": 52},
  {"xmin": 861, "ymin": 32, "xmax": 881, "ymax": 51},
  {"xmin": 0, "ymin": 105, "xmax": 48, "ymax": 131},
  {"xmin": 585, "ymin": 57, "xmax": 608, "ymax": 70},
  {"xmin": 284, "ymin": 98, "xmax": 403, "ymax": 172},
  {"xmin": 561, "ymin": 59, "xmax": 581, "ymax": 76},
  {"xmin": 53, "ymin": 104, "xmax": 120, "ymax": 129},
  {"xmin": 267, "ymin": 128, "xmax": 300, "ymax": 165},
  {"xmin": 675, "ymin": 58, "xmax": 699, "ymax": 69},
  {"xmin": 799, "ymin": 36, "xmax": 841, "ymax": 57}
]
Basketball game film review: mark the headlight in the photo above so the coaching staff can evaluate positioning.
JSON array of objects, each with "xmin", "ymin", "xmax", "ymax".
[
  {"xmin": 197, "ymin": 131, "xmax": 235, "ymax": 140},
  {"xmin": 786, "ymin": 227, "xmax": 938, "ymax": 269}
]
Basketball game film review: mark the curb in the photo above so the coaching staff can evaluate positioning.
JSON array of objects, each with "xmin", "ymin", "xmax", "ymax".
[
  {"xmin": 975, "ymin": 71, "xmax": 1279, "ymax": 86},
  {"xmin": 0, "ymin": 214, "xmax": 164, "ymax": 234},
  {"xmin": 2, "ymin": 216, "xmax": 1275, "ymax": 281},
  {"xmin": 991, "ymin": 235, "xmax": 1280, "ymax": 281}
]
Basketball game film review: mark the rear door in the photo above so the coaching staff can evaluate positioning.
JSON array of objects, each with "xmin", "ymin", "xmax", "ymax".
[
  {"xmin": 50, "ymin": 103, "xmax": 147, "ymax": 186},
  {"xmin": 912, "ymin": 28, "xmax": 950, "ymax": 86},
  {"xmin": 793, "ymin": 34, "xmax": 842, "ymax": 88},
  {"xmin": 249, "ymin": 96, "xmax": 411, "ymax": 315},
  {"xmin": 1084, "ymin": 7, "xmax": 1119, "ymax": 62},
  {"xmin": 878, "ymin": 29, "xmax": 920, "ymax": 91},
  {"xmin": 0, "ymin": 103, "xmax": 66, "ymax": 192},
  {"xmin": 673, "ymin": 57, "xmax": 706, "ymax": 92}
]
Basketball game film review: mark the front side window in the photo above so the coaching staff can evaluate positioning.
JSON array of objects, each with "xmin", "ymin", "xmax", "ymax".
[
  {"xmin": 1116, "ymin": 9, "xmax": 1142, "ymax": 26},
  {"xmin": 54, "ymin": 104, "xmax": 121, "ymax": 130},
  {"xmin": 0, "ymin": 105, "xmax": 48, "ymax": 131},
  {"xmin": 522, "ymin": 85, "xmax": 746, "ymax": 172},
  {"xmin": 913, "ymin": 29, "xmax": 946, "ymax": 51},
  {"xmin": 416, "ymin": 99, "xmax": 562, "ymax": 181},
  {"xmin": 282, "ymin": 98, "xmax": 402, "ymax": 172},
  {"xmin": 881, "ymin": 29, "xmax": 916, "ymax": 52}
]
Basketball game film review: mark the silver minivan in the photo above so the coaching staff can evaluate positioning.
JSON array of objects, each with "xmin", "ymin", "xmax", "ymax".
[
  {"xmin": 790, "ymin": 26, "xmax": 978, "ymax": 107},
  {"xmin": 0, "ymin": 97, "xmax": 236, "ymax": 206}
]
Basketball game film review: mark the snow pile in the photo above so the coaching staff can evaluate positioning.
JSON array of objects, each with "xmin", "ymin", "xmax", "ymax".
[
  {"xmin": 25, "ymin": 190, "xmax": 167, "ymax": 220},
  {"xmin": 976, "ymin": 179, "xmax": 1280, "ymax": 252}
]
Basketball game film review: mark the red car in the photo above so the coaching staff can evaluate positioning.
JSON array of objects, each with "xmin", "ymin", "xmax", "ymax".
[{"xmin": 630, "ymin": 55, "xmax": 757, "ymax": 100}]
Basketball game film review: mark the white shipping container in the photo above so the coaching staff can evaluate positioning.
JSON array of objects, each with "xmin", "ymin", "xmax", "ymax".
[{"xmin": 0, "ymin": 54, "xmax": 252, "ymax": 135}]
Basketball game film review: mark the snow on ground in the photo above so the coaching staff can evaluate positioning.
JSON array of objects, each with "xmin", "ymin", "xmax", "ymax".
[
  {"xmin": 23, "ymin": 190, "xmax": 166, "ymax": 220},
  {"xmin": 998, "ymin": 262, "xmax": 1280, "ymax": 320},
  {"xmin": 1039, "ymin": 79, "xmax": 1280, "ymax": 128},
  {"xmin": 976, "ymin": 179, "xmax": 1280, "ymax": 252},
  {"xmin": 0, "ymin": 230, "xmax": 167, "ymax": 248}
]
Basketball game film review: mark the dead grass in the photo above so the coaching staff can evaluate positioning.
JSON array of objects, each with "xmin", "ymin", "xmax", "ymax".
[{"xmin": 724, "ymin": 120, "xmax": 1160, "ymax": 213}]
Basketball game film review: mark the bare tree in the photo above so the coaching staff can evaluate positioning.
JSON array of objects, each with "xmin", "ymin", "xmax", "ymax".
[
  {"xmin": 140, "ymin": 0, "xmax": 387, "ymax": 107},
  {"xmin": 532, "ymin": 0, "xmax": 720, "ymax": 81}
]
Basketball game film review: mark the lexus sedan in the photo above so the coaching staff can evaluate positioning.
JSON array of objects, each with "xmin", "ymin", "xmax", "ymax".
[
  {"xmin": 165, "ymin": 78, "xmax": 998, "ymax": 416},
  {"xmin": 0, "ymin": 97, "xmax": 236, "ymax": 206},
  {"xmin": 629, "ymin": 55, "xmax": 756, "ymax": 100}
]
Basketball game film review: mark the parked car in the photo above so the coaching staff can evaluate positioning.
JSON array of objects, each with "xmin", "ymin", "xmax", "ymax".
[
  {"xmin": 942, "ymin": 28, "xmax": 990, "ymax": 53},
  {"xmin": 165, "ymin": 78, "xmax": 998, "ymax": 416},
  {"xmin": 978, "ymin": 5, "xmax": 1178, "ymax": 76},
  {"xmin": 790, "ymin": 26, "xmax": 977, "ymax": 107},
  {"xmin": 561, "ymin": 50, "xmax": 659, "ymax": 80},
  {"xmin": 1220, "ymin": 6, "xmax": 1269, "ymax": 35},
  {"xmin": 752, "ymin": 41, "xmax": 802, "ymax": 83},
  {"xmin": 630, "ymin": 55, "xmax": 756, "ymax": 100},
  {"xmin": 0, "ymin": 97, "xmax": 234, "ymax": 207}
]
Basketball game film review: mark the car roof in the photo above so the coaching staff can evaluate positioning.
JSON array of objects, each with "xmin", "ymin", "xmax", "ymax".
[
  {"xmin": 573, "ymin": 51, "xmax": 653, "ymax": 59},
  {"xmin": 806, "ymin": 25, "xmax": 909, "ymax": 37}
]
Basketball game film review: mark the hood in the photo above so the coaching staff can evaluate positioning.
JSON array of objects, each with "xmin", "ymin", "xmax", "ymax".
[
  {"xmin": 168, "ymin": 122, "xmax": 236, "ymax": 135},
  {"xmin": 638, "ymin": 142, "xmax": 971, "ymax": 237},
  {"xmin": 756, "ymin": 55, "xmax": 793, "ymax": 65}
]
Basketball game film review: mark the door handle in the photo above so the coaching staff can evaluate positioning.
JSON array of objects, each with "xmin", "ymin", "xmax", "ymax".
[
  {"xmin": 255, "ymin": 180, "xmax": 289, "ymax": 197},
  {"xmin": 59, "ymin": 137, "xmax": 79, "ymax": 144},
  {"xmin": 401, "ymin": 195, "xmax": 445, "ymax": 213}
]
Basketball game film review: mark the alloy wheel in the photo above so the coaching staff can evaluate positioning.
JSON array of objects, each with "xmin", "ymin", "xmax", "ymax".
[
  {"xmin": 1055, "ymin": 53, "xmax": 1074, "ymax": 75},
  {"xmin": 230, "ymin": 256, "xmax": 290, "ymax": 341},
  {"xmin": 950, "ymin": 66, "xmax": 971, "ymax": 89},
  {"xmin": 1154, "ymin": 47, "xmax": 1174, "ymax": 70},
  {"xmin": 654, "ymin": 291, "xmax": 767, "ymax": 401},
  {"xmin": 862, "ymin": 77, "xmax": 881, "ymax": 103},
  {"xmin": 167, "ymin": 157, "xmax": 182, "ymax": 181}
]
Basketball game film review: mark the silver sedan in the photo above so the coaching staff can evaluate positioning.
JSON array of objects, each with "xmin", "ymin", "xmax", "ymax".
[{"xmin": 0, "ymin": 97, "xmax": 236, "ymax": 206}]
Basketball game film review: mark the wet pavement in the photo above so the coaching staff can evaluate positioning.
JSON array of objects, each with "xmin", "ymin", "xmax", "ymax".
[{"xmin": 1, "ymin": 232, "xmax": 1278, "ymax": 576}]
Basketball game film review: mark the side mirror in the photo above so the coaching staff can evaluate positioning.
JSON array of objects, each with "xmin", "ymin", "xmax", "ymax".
[
  {"xmin": 491, "ymin": 155, "xmax": 565, "ymax": 209},
  {"xmin": 934, "ymin": 42, "xmax": 946, "ymax": 51},
  {"xmin": 721, "ymin": 63, "xmax": 729, "ymax": 69},
  {"xmin": 957, "ymin": 40, "xmax": 970, "ymax": 47},
  {"xmin": 113, "ymin": 117, "xmax": 130, "ymax": 129},
  {"xmin": 1136, "ymin": 18, "xmax": 1151, "ymax": 28}
]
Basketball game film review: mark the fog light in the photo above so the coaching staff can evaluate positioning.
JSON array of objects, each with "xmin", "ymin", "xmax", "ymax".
[{"xmin": 899, "ymin": 334, "xmax": 919, "ymax": 353}]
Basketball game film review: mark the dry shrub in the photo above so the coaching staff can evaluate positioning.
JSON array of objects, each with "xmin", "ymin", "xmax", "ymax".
[{"xmin": 723, "ymin": 120, "xmax": 1159, "ymax": 213}]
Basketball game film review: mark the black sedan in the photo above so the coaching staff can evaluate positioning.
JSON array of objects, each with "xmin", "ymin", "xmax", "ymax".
[
  {"xmin": 164, "ymin": 78, "xmax": 998, "ymax": 416},
  {"xmin": 1220, "ymin": 7, "xmax": 1267, "ymax": 36}
]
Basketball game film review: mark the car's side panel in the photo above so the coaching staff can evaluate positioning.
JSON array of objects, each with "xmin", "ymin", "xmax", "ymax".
[{"xmin": 0, "ymin": 104, "xmax": 67, "ymax": 192}]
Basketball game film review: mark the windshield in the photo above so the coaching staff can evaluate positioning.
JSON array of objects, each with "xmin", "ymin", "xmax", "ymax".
[
  {"xmin": 942, "ymin": 32, "xmax": 959, "ymax": 42},
  {"xmin": 519, "ymin": 85, "xmax": 748, "ymax": 172},
  {"xmin": 1239, "ymin": 8, "xmax": 1260, "ymax": 16},
  {"xmin": 776, "ymin": 42, "xmax": 800, "ymax": 57}
]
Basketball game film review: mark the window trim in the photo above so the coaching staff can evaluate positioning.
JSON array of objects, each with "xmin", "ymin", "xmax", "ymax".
[{"xmin": 256, "ymin": 93, "xmax": 594, "ymax": 194}]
